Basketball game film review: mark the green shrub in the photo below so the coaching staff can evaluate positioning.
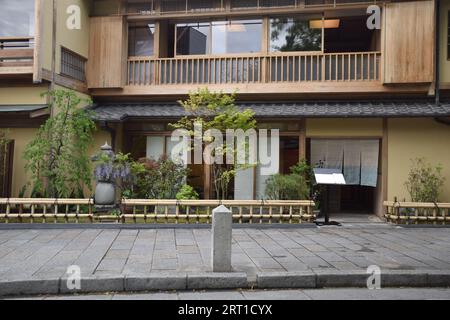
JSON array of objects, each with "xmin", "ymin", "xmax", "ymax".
[
  {"xmin": 404, "ymin": 158, "xmax": 446, "ymax": 202},
  {"xmin": 121, "ymin": 156, "xmax": 189, "ymax": 200},
  {"xmin": 176, "ymin": 185, "xmax": 200, "ymax": 200},
  {"xmin": 265, "ymin": 160, "xmax": 311, "ymax": 200}
]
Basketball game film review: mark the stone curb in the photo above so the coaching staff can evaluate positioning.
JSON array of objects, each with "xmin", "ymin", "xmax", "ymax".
[{"xmin": 1, "ymin": 270, "xmax": 450, "ymax": 297}]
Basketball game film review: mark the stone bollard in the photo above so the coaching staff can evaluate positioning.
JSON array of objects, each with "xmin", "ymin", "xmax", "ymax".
[{"xmin": 211, "ymin": 205, "xmax": 233, "ymax": 272}]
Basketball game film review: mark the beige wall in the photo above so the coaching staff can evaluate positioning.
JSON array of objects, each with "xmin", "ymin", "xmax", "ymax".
[
  {"xmin": 0, "ymin": 86, "xmax": 49, "ymax": 105},
  {"xmin": 440, "ymin": 1, "xmax": 450, "ymax": 84},
  {"xmin": 41, "ymin": 0, "xmax": 91, "ymax": 73},
  {"xmin": 388, "ymin": 118, "xmax": 450, "ymax": 202},
  {"xmin": 306, "ymin": 119, "xmax": 383, "ymax": 137},
  {"xmin": 7, "ymin": 128, "xmax": 39, "ymax": 197},
  {"xmin": 4, "ymin": 127, "xmax": 111, "ymax": 198}
]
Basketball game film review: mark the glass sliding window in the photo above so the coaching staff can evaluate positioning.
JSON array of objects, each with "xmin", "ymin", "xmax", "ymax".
[
  {"xmin": 176, "ymin": 23, "xmax": 211, "ymax": 55},
  {"xmin": 161, "ymin": 0, "xmax": 187, "ymax": 13},
  {"xmin": 230, "ymin": 0, "xmax": 258, "ymax": 10},
  {"xmin": 259, "ymin": 0, "xmax": 296, "ymax": 7},
  {"xmin": 0, "ymin": 0, "xmax": 35, "ymax": 37},
  {"xmin": 128, "ymin": 24, "xmax": 156, "ymax": 56},
  {"xmin": 127, "ymin": 0, "xmax": 155, "ymax": 14},
  {"xmin": 270, "ymin": 17, "xmax": 322, "ymax": 52},
  {"xmin": 211, "ymin": 20, "xmax": 262, "ymax": 54},
  {"xmin": 188, "ymin": 0, "xmax": 222, "ymax": 12}
]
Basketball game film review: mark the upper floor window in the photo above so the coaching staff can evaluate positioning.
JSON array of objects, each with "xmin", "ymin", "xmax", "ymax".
[
  {"xmin": 270, "ymin": 17, "xmax": 322, "ymax": 52},
  {"xmin": 0, "ymin": 0, "xmax": 35, "ymax": 37},
  {"xmin": 129, "ymin": 24, "xmax": 156, "ymax": 56},
  {"xmin": 231, "ymin": 0, "xmax": 296, "ymax": 9},
  {"xmin": 176, "ymin": 20, "xmax": 262, "ymax": 55},
  {"xmin": 61, "ymin": 47, "xmax": 87, "ymax": 82}
]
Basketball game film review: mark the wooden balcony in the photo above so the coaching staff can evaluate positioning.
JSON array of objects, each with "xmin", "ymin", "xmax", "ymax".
[
  {"xmin": 101, "ymin": 51, "xmax": 390, "ymax": 96},
  {"xmin": 128, "ymin": 52, "xmax": 381, "ymax": 86},
  {"xmin": 0, "ymin": 37, "xmax": 34, "ymax": 75}
]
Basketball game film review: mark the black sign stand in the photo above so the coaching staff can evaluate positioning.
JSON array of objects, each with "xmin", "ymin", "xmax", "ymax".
[
  {"xmin": 313, "ymin": 168, "xmax": 344, "ymax": 227},
  {"xmin": 315, "ymin": 185, "xmax": 342, "ymax": 226}
]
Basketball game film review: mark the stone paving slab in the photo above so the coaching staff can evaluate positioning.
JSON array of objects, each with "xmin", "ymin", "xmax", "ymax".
[
  {"xmin": 0, "ymin": 225, "xmax": 449, "ymax": 296},
  {"xmin": 5, "ymin": 288, "xmax": 450, "ymax": 300}
]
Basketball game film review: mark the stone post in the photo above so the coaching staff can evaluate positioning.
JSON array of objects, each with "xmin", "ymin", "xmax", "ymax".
[{"xmin": 211, "ymin": 205, "xmax": 233, "ymax": 272}]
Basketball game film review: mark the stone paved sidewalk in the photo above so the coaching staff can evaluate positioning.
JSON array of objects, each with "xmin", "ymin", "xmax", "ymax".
[{"xmin": 0, "ymin": 224, "xmax": 449, "ymax": 281}]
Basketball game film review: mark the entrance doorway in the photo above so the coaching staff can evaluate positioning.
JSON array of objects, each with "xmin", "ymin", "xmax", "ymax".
[{"xmin": 308, "ymin": 138, "xmax": 381, "ymax": 215}]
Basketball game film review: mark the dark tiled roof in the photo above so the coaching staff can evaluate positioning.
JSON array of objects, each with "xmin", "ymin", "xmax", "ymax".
[
  {"xmin": 0, "ymin": 105, "xmax": 48, "ymax": 113},
  {"xmin": 91, "ymin": 101, "xmax": 450, "ymax": 122}
]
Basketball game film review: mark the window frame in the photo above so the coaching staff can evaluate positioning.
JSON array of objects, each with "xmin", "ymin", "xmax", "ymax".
[
  {"xmin": 60, "ymin": 47, "xmax": 87, "ymax": 83},
  {"xmin": 128, "ymin": 23, "xmax": 157, "ymax": 58},
  {"xmin": 174, "ymin": 18, "xmax": 265, "ymax": 57}
]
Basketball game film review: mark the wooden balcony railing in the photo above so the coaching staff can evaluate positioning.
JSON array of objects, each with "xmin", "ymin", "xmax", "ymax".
[
  {"xmin": 127, "ymin": 52, "xmax": 381, "ymax": 86},
  {"xmin": 0, "ymin": 198, "xmax": 316, "ymax": 224},
  {"xmin": 0, "ymin": 37, "xmax": 34, "ymax": 71}
]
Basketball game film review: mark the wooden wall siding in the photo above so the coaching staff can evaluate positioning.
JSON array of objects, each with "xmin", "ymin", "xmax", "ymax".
[
  {"xmin": 383, "ymin": 0, "xmax": 435, "ymax": 84},
  {"xmin": 87, "ymin": 17, "xmax": 127, "ymax": 88},
  {"xmin": 127, "ymin": 52, "xmax": 381, "ymax": 86}
]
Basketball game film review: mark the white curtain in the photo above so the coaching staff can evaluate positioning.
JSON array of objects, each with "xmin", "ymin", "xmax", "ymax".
[
  {"xmin": 310, "ymin": 140, "xmax": 344, "ymax": 170},
  {"xmin": 311, "ymin": 139, "xmax": 379, "ymax": 187},
  {"xmin": 343, "ymin": 140, "xmax": 361, "ymax": 185},
  {"xmin": 146, "ymin": 136, "xmax": 165, "ymax": 160},
  {"xmin": 361, "ymin": 140, "xmax": 380, "ymax": 187}
]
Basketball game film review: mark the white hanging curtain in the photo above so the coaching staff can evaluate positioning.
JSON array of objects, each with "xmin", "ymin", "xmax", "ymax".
[
  {"xmin": 311, "ymin": 139, "xmax": 379, "ymax": 187},
  {"xmin": 146, "ymin": 136, "xmax": 165, "ymax": 160},
  {"xmin": 343, "ymin": 140, "xmax": 361, "ymax": 185},
  {"xmin": 310, "ymin": 140, "xmax": 344, "ymax": 170},
  {"xmin": 360, "ymin": 140, "xmax": 380, "ymax": 187}
]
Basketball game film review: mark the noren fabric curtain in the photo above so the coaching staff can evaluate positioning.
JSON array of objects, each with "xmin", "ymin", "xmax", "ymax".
[{"xmin": 311, "ymin": 139, "xmax": 379, "ymax": 187}]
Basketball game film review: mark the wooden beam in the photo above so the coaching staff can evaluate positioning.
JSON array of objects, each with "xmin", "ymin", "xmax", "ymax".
[
  {"xmin": 0, "ymin": 66, "xmax": 34, "ymax": 74},
  {"xmin": 299, "ymin": 118, "xmax": 306, "ymax": 160},
  {"xmin": 89, "ymin": 82, "xmax": 432, "ymax": 97},
  {"xmin": 381, "ymin": 118, "xmax": 389, "ymax": 214},
  {"xmin": 0, "ymin": 49, "xmax": 33, "ymax": 59},
  {"xmin": 33, "ymin": 0, "xmax": 43, "ymax": 83}
]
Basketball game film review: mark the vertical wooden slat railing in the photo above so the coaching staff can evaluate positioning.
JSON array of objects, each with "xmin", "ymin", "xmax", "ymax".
[{"xmin": 127, "ymin": 52, "xmax": 381, "ymax": 86}]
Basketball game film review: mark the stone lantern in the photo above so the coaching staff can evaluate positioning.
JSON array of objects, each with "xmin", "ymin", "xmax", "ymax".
[{"xmin": 94, "ymin": 142, "xmax": 117, "ymax": 211}]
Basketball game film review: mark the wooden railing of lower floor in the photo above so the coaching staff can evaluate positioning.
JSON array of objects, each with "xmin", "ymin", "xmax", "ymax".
[
  {"xmin": 127, "ymin": 51, "xmax": 381, "ymax": 86},
  {"xmin": 0, "ymin": 199, "xmax": 316, "ymax": 224},
  {"xmin": 384, "ymin": 201, "xmax": 450, "ymax": 225}
]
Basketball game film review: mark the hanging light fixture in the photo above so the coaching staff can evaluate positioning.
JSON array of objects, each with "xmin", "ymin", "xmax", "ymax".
[{"xmin": 309, "ymin": 19, "xmax": 340, "ymax": 29}]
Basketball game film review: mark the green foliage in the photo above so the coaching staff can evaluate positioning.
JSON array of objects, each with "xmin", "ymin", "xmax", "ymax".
[
  {"xmin": 172, "ymin": 89, "xmax": 257, "ymax": 199},
  {"xmin": 0, "ymin": 129, "xmax": 9, "ymax": 148},
  {"xmin": 23, "ymin": 89, "xmax": 95, "ymax": 198},
  {"xmin": 265, "ymin": 174, "xmax": 310, "ymax": 200},
  {"xmin": 270, "ymin": 19, "xmax": 322, "ymax": 52},
  {"xmin": 404, "ymin": 158, "xmax": 446, "ymax": 203},
  {"xmin": 120, "ymin": 156, "xmax": 190, "ymax": 200},
  {"xmin": 265, "ymin": 160, "xmax": 312, "ymax": 200},
  {"xmin": 176, "ymin": 184, "xmax": 200, "ymax": 201}
]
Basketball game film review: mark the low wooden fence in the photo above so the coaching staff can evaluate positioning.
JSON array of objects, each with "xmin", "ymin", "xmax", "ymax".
[
  {"xmin": 384, "ymin": 201, "xmax": 450, "ymax": 225},
  {"xmin": 0, "ymin": 198, "xmax": 316, "ymax": 224}
]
